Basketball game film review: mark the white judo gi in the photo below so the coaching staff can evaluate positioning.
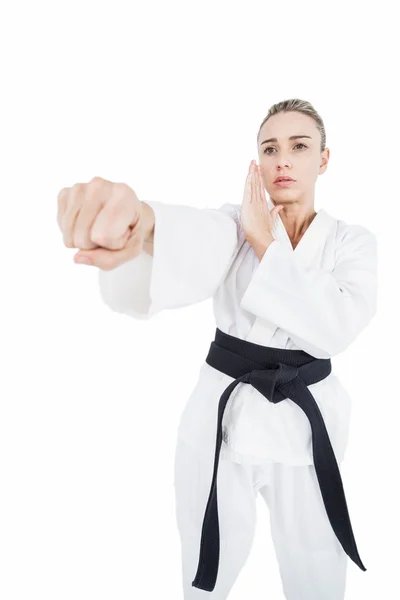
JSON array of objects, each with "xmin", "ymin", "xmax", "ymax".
[{"xmin": 98, "ymin": 196, "xmax": 378, "ymax": 599}]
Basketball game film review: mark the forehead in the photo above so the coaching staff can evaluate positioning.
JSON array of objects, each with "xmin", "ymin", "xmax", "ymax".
[{"xmin": 259, "ymin": 111, "xmax": 318, "ymax": 143}]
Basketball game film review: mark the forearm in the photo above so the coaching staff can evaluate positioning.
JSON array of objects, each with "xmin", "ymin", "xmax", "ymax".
[
  {"xmin": 250, "ymin": 234, "xmax": 275, "ymax": 261},
  {"xmin": 141, "ymin": 201, "xmax": 155, "ymax": 256},
  {"xmin": 98, "ymin": 200, "xmax": 241, "ymax": 319}
]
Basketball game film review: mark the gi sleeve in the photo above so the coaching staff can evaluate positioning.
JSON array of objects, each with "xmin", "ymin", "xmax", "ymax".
[
  {"xmin": 239, "ymin": 225, "xmax": 378, "ymax": 358},
  {"xmin": 98, "ymin": 200, "xmax": 240, "ymax": 319}
]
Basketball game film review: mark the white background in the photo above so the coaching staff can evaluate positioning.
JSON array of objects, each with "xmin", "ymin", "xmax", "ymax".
[{"xmin": 1, "ymin": 1, "xmax": 399, "ymax": 598}]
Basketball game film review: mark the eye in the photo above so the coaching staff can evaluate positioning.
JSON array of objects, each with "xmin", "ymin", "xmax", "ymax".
[
  {"xmin": 263, "ymin": 146, "xmax": 275, "ymax": 154},
  {"xmin": 263, "ymin": 143, "xmax": 308, "ymax": 154}
]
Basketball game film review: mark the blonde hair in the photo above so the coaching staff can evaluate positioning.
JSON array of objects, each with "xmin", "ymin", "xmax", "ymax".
[{"xmin": 257, "ymin": 98, "xmax": 326, "ymax": 152}]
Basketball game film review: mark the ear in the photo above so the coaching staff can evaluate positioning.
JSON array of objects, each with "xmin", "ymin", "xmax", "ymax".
[{"xmin": 319, "ymin": 148, "xmax": 330, "ymax": 175}]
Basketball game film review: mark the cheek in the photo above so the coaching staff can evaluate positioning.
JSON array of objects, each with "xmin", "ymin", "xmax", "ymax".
[{"xmin": 299, "ymin": 160, "xmax": 318, "ymax": 179}]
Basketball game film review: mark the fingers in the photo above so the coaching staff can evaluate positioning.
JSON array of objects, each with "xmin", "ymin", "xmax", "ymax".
[
  {"xmin": 61, "ymin": 180, "xmax": 107, "ymax": 249},
  {"xmin": 242, "ymin": 162, "xmax": 252, "ymax": 215},
  {"xmin": 273, "ymin": 204, "xmax": 284, "ymax": 218},
  {"xmin": 255, "ymin": 165, "xmax": 264, "ymax": 205},
  {"xmin": 73, "ymin": 225, "xmax": 144, "ymax": 270},
  {"xmin": 73, "ymin": 183, "xmax": 104, "ymax": 249},
  {"xmin": 250, "ymin": 162, "xmax": 263, "ymax": 208},
  {"xmin": 57, "ymin": 187, "xmax": 68, "ymax": 232},
  {"xmin": 245, "ymin": 160, "xmax": 260, "ymax": 207},
  {"xmin": 61, "ymin": 183, "xmax": 84, "ymax": 248},
  {"xmin": 58, "ymin": 175, "xmax": 146, "ymax": 271},
  {"xmin": 254, "ymin": 161, "xmax": 264, "ymax": 202},
  {"xmin": 250, "ymin": 161, "xmax": 255, "ymax": 204},
  {"xmin": 58, "ymin": 178, "xmax": 141, "ymax": 254},
  {"xmin": 90, "ymin": 185, "xmax": 139, "ymax": 249}
]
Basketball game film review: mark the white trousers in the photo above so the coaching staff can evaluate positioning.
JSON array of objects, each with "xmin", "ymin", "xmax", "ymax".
[{"xmin": 173, "ymin": 436, "xmax": 348, "ymax": 600}]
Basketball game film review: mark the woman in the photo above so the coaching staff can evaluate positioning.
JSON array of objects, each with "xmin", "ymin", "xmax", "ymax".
[{"xmin": 70, "ymin": 98, "xmax": 378, "ymax": 599}]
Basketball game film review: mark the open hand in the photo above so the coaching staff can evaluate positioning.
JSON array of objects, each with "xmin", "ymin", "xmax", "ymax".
[{"xmin": 241, "ymin": 160, "xmax": 283, "ymax": 246}]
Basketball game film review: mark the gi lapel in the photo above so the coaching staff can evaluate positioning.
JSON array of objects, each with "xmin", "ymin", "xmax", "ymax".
[
  {"xmin": 245, "ymin": 198, "xmax": 336, "ymax": 344},
  {"xmin": 267, "ymin": 197, "xmax": 334, "ymax": 262}
]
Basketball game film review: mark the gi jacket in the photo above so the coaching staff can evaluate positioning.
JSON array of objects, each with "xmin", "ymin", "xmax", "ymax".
[{"xmin": 98, "ymin": 197, "xmax": 378, "ymax": 465}]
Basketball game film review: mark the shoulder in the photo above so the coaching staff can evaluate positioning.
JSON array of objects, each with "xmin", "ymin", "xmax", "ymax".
[
  {"xmin": 215, "ymin": 202, "xmax": 241, "ymax": 222},
  {"xmin": 331, "ymin": 214, "xmax": 377, "ymax": 263},
  {"xmin": 215, "ymin": 202, "xmax": 246, "ymax": 242},
  {"xmin": 334, "ymin": 215, "xmax": 376, "ymax": 246}
]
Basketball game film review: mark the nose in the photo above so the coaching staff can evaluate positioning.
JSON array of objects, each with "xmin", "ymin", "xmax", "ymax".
[{"xmin": 276, "ymin": 156, "xmax": 292, "ymax": 169}]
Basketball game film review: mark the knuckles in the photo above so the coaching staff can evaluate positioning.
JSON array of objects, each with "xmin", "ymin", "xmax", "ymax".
[{"xmin": 58, "ymin": 177, "xmax": 139, "ymax": 260}]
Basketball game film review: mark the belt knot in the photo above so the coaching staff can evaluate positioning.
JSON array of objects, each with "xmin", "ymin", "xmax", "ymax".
[{"xmin": 246, "ymin": 363, "xmax": 299, "ymax": 404}]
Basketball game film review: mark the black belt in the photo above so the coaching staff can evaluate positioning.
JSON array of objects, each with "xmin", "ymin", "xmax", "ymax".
[{"xmin": 191, "ymin": 327, "xmax": 366, "ymax": 592}]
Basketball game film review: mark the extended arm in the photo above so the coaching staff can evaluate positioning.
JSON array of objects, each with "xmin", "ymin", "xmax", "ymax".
[{"xmin": 98, "ymin": 201, "xmax": 240, "ymax": 319}]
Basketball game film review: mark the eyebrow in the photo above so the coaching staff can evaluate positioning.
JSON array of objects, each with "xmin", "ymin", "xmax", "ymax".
[{"xmin": 260, "ymin": 135, "xmax": 312, "ymax": 146}]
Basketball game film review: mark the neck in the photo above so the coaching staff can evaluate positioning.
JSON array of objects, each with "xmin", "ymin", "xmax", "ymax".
[{"xmin": 275, "ymin": 203, "xmax": 317, "ymax": 242}]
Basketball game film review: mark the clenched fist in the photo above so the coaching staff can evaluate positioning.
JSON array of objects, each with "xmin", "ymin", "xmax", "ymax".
[{"xmin": 57, "ymin": 176, "xmax": 153, "ymax": 270}]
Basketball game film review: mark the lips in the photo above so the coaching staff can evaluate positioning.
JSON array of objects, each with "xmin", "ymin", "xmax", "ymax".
[
  {"xmin": 274, "ymin": 177, "xmax": 295, "ymax": 182},
  {"xmin": 274, "ymin": 179, "xmax": 295, "ymax": 188}
]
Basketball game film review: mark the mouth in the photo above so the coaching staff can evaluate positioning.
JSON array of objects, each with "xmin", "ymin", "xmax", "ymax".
[
  {"xmin": 274, "ymin": 179, "xmax": 295, "ymax": 187},
  {"xmin": 274, "ymin": 177, "xmax": 295, "ymax": 183}
]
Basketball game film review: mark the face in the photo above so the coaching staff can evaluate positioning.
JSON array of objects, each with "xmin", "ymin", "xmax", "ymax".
[{"xmin": 257, "ymin": 111, "xmax": 330, "ymax": 206}]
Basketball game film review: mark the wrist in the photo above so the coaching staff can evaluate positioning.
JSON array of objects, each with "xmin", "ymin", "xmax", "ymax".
[
  {"xmin": 141, "ymin": 201, "xmax": 155, "ymax": 242},
  {"xmin": 252, "ymin": 234, "xmax": 275, "ymax": 261}
]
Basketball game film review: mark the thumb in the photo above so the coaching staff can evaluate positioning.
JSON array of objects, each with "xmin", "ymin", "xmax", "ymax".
[
  {"xmin": 73, "ymin": 228, "xmax": 141, "ymax": 269},
  {"xmin": 73, "ymin": 243, "xmax": 137, "ymax": 270},
  {"xmin": 271, "ymin": 205, "xmax": 284, "ymax": 220}
]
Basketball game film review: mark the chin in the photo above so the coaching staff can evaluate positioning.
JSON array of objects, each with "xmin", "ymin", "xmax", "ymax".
[{"xmin": 272, "ymin": 189, "xmax": 300, "ymax": 199}]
